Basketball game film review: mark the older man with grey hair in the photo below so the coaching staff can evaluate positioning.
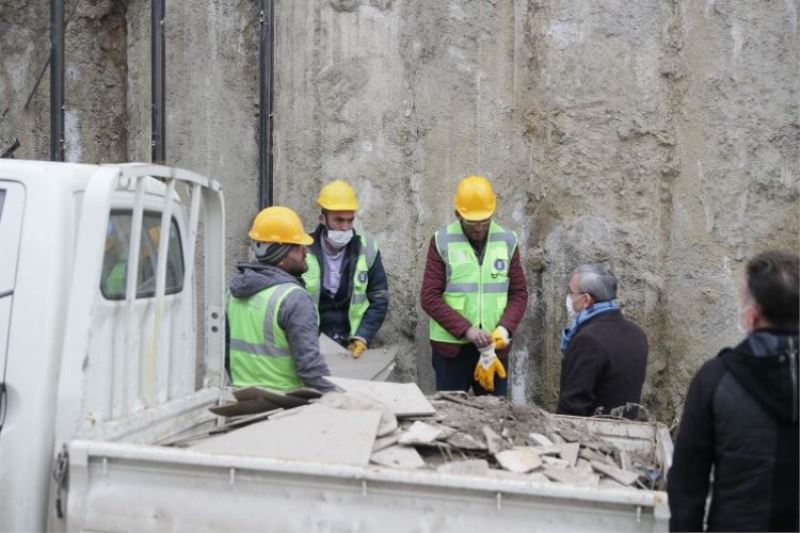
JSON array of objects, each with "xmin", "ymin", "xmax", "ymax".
[{"xmin": 556, "ymin": 264, "xmax": 648, "ymax": 419}]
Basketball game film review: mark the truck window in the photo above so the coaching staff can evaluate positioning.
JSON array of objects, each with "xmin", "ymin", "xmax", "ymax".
[
  {"xmin": 100, "ymin": 212, "xmax": 184, "ymax": 299},
  {"xmin": 0, "ymin": 189, "xmax": 5, "ymax": 219}
]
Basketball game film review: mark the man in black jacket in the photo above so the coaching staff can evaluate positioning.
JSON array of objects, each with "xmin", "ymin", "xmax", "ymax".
[
  {"xmin": 668, "ymin": 250, "xmax": 799, "ymax": 532},
  {"xmin": 556, "ymin": 264, "xmax": 648, "ymax": 419}
]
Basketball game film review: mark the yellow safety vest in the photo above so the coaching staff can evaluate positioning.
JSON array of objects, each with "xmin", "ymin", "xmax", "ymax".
[
  {"xmin": 429, "ymin": 220, "xmax": 517, "ymax": 344},
  {"xmin": 302, "ymin": 234, "xmax": 378, "ymax": 337}
]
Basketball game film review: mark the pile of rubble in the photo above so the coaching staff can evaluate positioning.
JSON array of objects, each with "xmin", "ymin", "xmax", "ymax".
[{"xmin": 178, "ymin": 379, "xmax": 665, "ymax": 492}]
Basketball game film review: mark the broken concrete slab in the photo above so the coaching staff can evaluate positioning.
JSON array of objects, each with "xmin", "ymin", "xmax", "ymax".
[
  {"xmin": 482, "ymin": 426, "xmax": 511, "ymax": 454},
  {"xmin": 580, "ymin": 447, "xmax": 618, "ymax": 467},
  {"xmin": 285, "ymin": 387, "xmax": 323, "ymax": 400},
  {"xmin": 398, "ymin": 421, "xmax": 446, "ymax": 445},
  {"xmin": 558, "ymin": 442, "xmax": 580, "ymax": 467},
  {"xmin": 209, "ymin": 398, "xmax": 280, "ymax": 417},
  {"xmin": 193, "ymin": 404, "xmax": 381, "ymax": 466},
  {"xmin": 529, "ymin": 472, "xmax": 551, "ymax": 484},
  {"xmin": 447, "ymin": 431, "xmax": 488, "ymax": 451},
  {"xmin": 528, "ymin": 433, "xmax": 554, "ymax": 447},
  {"xmin": 328, "ymin": 377, "xmax": 435, "ymax": 417},
  {"xmin": 373, "ymin": 430, "xmax": 402, "ymax": 452},
  {"xmin": 371, "ymin": 445, "xmax": 425, "ymax": 469},
  {"xmin": 541, "ymin": 456, "xmax": 570, "ymax": 468},
  {"xmin": 317, "ymin": 391, "xmax": 398, "ymax": 437},
  {"xmin": 232, "ymin": 386, "xmax": 309, "ymax": 408},
  {"xmin": 543, "ymin": 466, "xmax": 600, "ymax": 487},
  {"xmin": 319, "ymin": 333, "xmax": 350, "ymax": 357},
  {"xmin": 437, "ymin": 459, "xmax": 490, "ymax": 476},
  {"xmin": 494, "ymin": 447, "xmax": 542, "ymax": 474},
  {"xmin": 323, "ymin": 339, "xmax": 399, "ymax": 381},
  {"xmin": 590, "ymin": 460, "xmax": 640, "ymax": 486}
]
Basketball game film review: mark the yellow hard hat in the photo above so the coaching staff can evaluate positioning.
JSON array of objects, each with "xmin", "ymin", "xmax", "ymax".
[
  {"xmin": 454, "ymin": 175, "xmax": 496, "ymax": 221},
  {"xmin": 317, "ymin": 180, "xmax": 359, "ymax": 211},
  {"xmin": 248, "ymin": 206, "xmax": 313, "ymax": 246}
]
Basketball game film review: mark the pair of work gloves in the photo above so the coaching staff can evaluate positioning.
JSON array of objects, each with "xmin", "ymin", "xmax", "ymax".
[
  {"xmin": 347, "ymin": 337, "xmax": 367, "ymax": 358},
  {"xmin": 473, "ymin": 326, "xmax": 510, "ymax": 392}
]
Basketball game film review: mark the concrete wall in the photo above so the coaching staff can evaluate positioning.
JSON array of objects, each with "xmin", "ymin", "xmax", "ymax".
[{"xmin": 1, "ymin": 0, "xmax": 797, "ymax": 421}]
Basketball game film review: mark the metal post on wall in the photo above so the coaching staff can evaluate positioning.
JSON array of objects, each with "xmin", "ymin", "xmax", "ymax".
[
  {"xmin": 50, "ymin": 0, "xmax": 65, "ymax": 161},
  {"xmin": 258, "ymin": 0, "xmax": 274, "ymax": 208},
  {"xmin": 151, "ymin": 0, "xmax": 166, "ymax": 164}
]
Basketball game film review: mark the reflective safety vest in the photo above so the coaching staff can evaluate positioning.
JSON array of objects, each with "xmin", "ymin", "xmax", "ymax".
[
  {"xmin": 302, "ymin": 234, "xmax": 379, "ymax": 337},
  {"xmin": 429, "ymin": 220, "xmax": 517, "ymax": 344},
  {"xmin": 226, "ymin": 283, "xmax": 305, "ymax": 391}
]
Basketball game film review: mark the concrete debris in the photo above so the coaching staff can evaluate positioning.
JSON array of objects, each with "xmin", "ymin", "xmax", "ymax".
[
  {"xmin": 446, "ymin": 431, "xmax": 488, "ymax": 451},
  {"xmin": 590, "ymin": 461, "xmax": 641, "ymax": 486},
  {"xmin": 541, "ymin": 456, "xmax": 570, "ymax": 468},
  {"xmin": 482, "ymin": 426, "xmax": 511, "ymax": 454},
  {"xmin": 371, "ymin": 445, "xmax": 425, "ymax": 469},
  {"xmin": 543, "ymin": 467, "xmax": 601, "ymax": 487},
  {"xmin": 322, "ymin": 336, "xmax": 398, "ymax": 381},
  {"xmin": 317, "ymin": 391, "xmax": 398, "ymax": 437},
  {"xmin": 199, "ymin": 389, "xmax": 665, "ymax": 492},
  {"xmin": 327, "ymin": 377, "xmax": 435, "ymax": 417},
  {"xmin": 557, "ymin": 443, "xmax": 580, "ymax": 467},
  {"xmin": 494, "ymin": 447, "xmax": 542, "ymax": 474},
  {"xmin": 372, "ymin": 430, "xmax": 402, "ymax": 452},
  {"xmin": 398, "ymin": 421, "xmax": 448, "ymax": 445},
  {"xmin": 437, "ymin": 459, "xmax": 489, "ymax": 476},
  {"xmin": 209, "ymin": 398, "xmax": 280, "ymax": 417},
  {"xmin": 528, "ymin": 433, "xmax": 554, "ymax": 447},
  {"xmin": 233, "ymin": 386, "xmax": 310, "ymax": 408},
  {"xmin": 193, "ymin": 404, "xmax": 381, "ymax": 466}
]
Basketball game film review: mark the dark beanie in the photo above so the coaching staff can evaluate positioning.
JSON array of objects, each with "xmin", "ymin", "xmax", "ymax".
[{"xmin": 252, "ymin": 241, "xmax": 293, "ymax": 265}]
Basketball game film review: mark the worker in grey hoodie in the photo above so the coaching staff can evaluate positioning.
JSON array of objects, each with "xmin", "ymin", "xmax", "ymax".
[{"xmin": 225, "ymin": 206, "xmax": 335, "ymax": 392}]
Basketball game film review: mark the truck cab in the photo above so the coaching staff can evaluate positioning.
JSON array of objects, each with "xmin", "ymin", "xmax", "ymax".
[{"xmin": 0, "ymin": 161, "xmax": 225, "ymax": 531}]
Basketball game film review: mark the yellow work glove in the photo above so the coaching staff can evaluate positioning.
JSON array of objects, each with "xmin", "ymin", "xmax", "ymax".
[
  {"xmin": 491, "ymin": 326, "xmax": 510, "ymax": 350},
  {"xmin": 474, "ymin": 345, "xmax": 507, "ymax": 392},
  {"xmin": 347, "ymin": 338, "xmax": 367, "ymax": 359}
]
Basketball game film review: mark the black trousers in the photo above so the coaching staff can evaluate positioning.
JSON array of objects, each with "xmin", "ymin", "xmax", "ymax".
[{"xmin": 431, "ymin": 344, "xmax": 508, "ymax": 397}]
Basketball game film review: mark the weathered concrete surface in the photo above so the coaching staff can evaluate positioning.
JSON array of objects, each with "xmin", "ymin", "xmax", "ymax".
[
  {"xmin": 125, "ymin": 0, "xmax": 260, "ymax": 270},
  {"xmin": 272, "ymin": 0, "xmax": 799, "ymax": 420},
  {"xmin": 2, "ymin": 0, "xmax": 797, "ymax": 422},
  {"xmin": 0, "ymin": 0, "xmax": 127, "ymax": 163}
]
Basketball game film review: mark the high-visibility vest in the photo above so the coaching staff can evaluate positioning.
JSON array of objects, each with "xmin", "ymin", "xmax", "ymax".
[
  {"xmin": 226, "ymin": 282, "xmax": 305, "ymax": 391},
  {"xmin": 429, "ymin": 220, "xmax": 517, "ymax": 344},
  {"xmin": 302, "ymin": 234, "xmax": 379, "ymax": 337}
]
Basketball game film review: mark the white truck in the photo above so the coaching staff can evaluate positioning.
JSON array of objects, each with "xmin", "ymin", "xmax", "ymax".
[{"xmin": 0, "ymin": 160, "xmax": 670, "ymax": 532}]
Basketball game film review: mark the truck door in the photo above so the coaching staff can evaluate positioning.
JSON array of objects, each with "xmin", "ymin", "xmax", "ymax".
[{"xmin": 0, "ymin": 181, "xmax": 25, "ymax": 437}]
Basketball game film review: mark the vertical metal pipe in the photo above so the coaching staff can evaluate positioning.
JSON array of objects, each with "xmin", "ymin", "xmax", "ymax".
[
  {"xmin": 151, "ymin": 0, "xmax": 166, "ymax": 163},
  {"xmin": 258, "ymin": 0, "xmax": 274, "ymax": 208},
  {"xmin": 50, "ymin": 0, "xmax": 65, "ymax": 161}
]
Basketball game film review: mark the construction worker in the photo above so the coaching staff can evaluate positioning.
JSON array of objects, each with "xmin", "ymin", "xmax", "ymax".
[
  {"xmin": 302, "ymin": 180, "xmax": 389, "ymax": 358},
  {"xmin": 420, "ymin": 175, "xmax": 528, "ymax": 395},
  {"xmin": 226, "ymin": 206, "xmax": 335, "ymax": 392}
]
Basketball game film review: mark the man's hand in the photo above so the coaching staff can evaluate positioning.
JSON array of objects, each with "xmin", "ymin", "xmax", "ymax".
[
  {"xmin": 465, "ymin": 326, "xmax": 492, "ymax": 348},
  {"xmin": 491, "ymin": 326, "xmax": 510, "ymax": 350},
  {"xmin": 347, "ymin": 338, "xmax": 367, "ymax": 359}
]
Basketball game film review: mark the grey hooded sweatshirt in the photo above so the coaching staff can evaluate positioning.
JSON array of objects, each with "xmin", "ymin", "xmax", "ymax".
[{"xmin": 228, "ymin": 262, "xmax": 335, "ymax": 392}]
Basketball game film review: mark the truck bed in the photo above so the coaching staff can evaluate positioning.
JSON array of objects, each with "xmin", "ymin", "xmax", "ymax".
[{"xmin": 64, "ymin": 390, "xmax": 670, "ymax": 532}]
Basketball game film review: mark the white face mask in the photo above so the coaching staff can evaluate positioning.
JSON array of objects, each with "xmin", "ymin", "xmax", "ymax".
[
  {"xmin": 566, "ymin": 294, "xmax": 577, "ymax": 322},
  {"xmin": 325, "ymin": 228, "xmax": 354, "ymax": 249}
]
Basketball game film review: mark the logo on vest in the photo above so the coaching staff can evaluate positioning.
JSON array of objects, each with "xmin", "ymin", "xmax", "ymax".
[
  {"xmin": 358, "ymin": 271, "xmax": 368, "ymax": 284},
  {"xmin": 494, "ymin": 258, "xmax": 506, "ymax": 271}
]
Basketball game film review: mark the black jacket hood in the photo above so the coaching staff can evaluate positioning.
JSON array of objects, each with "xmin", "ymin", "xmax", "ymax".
[{"xmin": 721, "ymin": 329, "xmax": 799, "ymax": 423}]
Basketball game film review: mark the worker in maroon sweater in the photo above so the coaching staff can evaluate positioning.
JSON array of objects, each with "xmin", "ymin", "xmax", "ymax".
[{"xmin": 420, "ymin": 175, "xmax": 528, "ymax": 396}]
